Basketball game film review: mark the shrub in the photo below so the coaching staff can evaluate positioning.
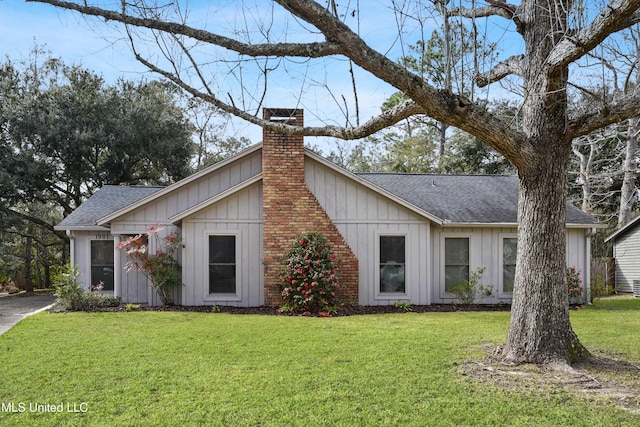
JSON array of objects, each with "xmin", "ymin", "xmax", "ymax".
[
  {"xmin": 117, "ymin": 225, "xmax": 182, "ymax": 305},
  {"xmin": 449, "ymin": 267, "xmax": 492, "ymax": 305},
  {"xmin": 52, "ymin": 265, "xmax": 86, "ymax": 310},
  {"xmin": 279, "ymin": 232, "xmax": 341, "ymax": 314},
  {"xmin": 52, "ymin": 266, "xmax": 121, "ymax": 311}
]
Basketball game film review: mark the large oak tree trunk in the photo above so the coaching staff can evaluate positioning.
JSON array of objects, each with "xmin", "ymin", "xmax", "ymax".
[
  {"xmin": 499, "ymin": 148, "xmax": 590, "ymax": 364},
  {"xmin": 497, "ymin": 0, "xmax": 590, "ymax": 365}
]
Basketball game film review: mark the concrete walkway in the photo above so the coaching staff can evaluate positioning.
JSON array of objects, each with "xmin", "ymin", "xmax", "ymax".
[{"xmin": 0, "ymin": 293, "xmax": 57, "ymax": 335}]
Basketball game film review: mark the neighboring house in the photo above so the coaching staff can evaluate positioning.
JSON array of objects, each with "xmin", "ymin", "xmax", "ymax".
[
  {"xmin": 55, "ymin": 108, "xmax": 603, "ymax": 307},
  {"xmin": 605, "ymin": 215, "xmax": 640, "ymax": 295}
]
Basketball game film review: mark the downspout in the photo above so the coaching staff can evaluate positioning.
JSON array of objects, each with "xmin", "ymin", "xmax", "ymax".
[
  {"xmin": 113, "ymin": 235, "xmax": 121, "ymax": 300},
  {"xmin": 66, "ymin": 230, "xmax": 75, "ymax": 267}
]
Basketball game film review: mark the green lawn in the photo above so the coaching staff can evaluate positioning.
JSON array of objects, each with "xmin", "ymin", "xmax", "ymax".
[{"xmin": 0, "ymin": 299, "xmax": 638, "ymax": 426}]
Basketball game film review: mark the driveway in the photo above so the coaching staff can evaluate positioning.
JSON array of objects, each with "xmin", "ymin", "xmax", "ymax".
[{"xmin": 0, "ymin": 293, "xmax": 57, "ymax": 335}]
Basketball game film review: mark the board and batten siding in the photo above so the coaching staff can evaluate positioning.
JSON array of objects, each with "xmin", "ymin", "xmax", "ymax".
[
  {"xmin": 305, "ymin": 159, "xmax": 431, "ymax": 306},
  {"xmin": 109, "ymin": 150, "xmax": 262, "ymax": 235},
  {"xmin": 613, "ymin": 228, "xmax": 640, "ymax": 293},
  {"xmin": 181, "ymin": 182, "xmax": 263, "ymax": 306},
  {"xmin": 71, "ymin": 231, "xmax": 150, "ymax": 304},
  {"xmin": 431, "ymin": 226, "xmax": 517, "ymax": 304},
  {"xmin": 431, "ymin": 227, "xmax": 592, "ymax": 304}
]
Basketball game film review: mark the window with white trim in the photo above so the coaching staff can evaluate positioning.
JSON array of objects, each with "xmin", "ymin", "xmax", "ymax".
[
  {"xmin": 379, "ymin": 235, "xmax": 406, "ymax": 293},
  {"xmin": 209, "ymin": 235, "xmax": 236, "ymax": 294},
  {"xmin": 502, "ymin": 237, "xmax": 517, "ymax": 294},
  {"xmin": 444, "ymin": 237, "xmax": 469, "ymax": 292},
  {"xmin": 91, "ymin": 240, "xmax": 114, "ymax": 291}
]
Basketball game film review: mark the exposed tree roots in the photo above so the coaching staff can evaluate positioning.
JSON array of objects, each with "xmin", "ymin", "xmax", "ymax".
[{"xmin": 462, "ymin": 346, "xmax": 640, "ymax": 414}]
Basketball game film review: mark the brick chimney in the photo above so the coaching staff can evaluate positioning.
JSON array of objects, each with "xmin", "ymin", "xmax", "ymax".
[{"xmin": 262, "ymin": 108, "xmax": 359, "ymax": 306}]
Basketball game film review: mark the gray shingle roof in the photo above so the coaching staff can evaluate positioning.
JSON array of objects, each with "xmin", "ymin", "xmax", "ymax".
[
  {"xmin": 56, "ymin": 174, "xmax": 599, "ymax": 230},
  {"xmin": 358, "ymin": 173, "xmax": 599, "ymax": 225},
  {"xmin": 55, "ymin": 185, "xmax": 164, "ymax": 229}
]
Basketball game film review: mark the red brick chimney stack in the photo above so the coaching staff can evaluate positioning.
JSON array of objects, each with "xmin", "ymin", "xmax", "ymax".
[{"xmin": 261, "ymin": 108, "xmax": 358, "ymax": 306}]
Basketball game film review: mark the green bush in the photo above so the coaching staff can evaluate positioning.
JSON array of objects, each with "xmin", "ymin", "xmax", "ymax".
[
  {"xmin": 279, "ymin": 232, "xmax": 341, "ymax": 314},
  {"xmin": 449, "ymin": 267, "xmax": 492, "ymax": 305},
  {"xmin": 52, "ymin": 265, "xmax": 120, "ymax": 311}
]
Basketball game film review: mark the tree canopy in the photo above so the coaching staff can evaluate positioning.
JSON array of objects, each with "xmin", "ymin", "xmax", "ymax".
[{"xmin": 0, "ymin": 50, "xmax": 194, "ymax": 289}]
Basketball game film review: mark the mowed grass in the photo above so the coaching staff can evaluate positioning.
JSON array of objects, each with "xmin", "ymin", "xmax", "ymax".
[{"xmin": 0, "ymin": 299, "xmax": 638, "ymax": 426}]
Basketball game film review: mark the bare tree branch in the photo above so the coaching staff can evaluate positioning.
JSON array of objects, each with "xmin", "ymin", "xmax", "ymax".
[
  {"xmin": 568, "ymin": 90, "xmax": 640, "ymax": 138},
  {"xmin": 476, "ymin": 55, "xmax": 525, "ymax": 87},
  {"xmin": 135, "ymin": 49, "xmax": 426, "ymax": 139},
  {"xmin": 26, "ymin": 0, "xmax": 345, "ymax": 58},
  {"xmin": 448, "ymin": 0, "xmax": 524, "ymax": 34},
  {"xmin": 448, "ymin": 1, "xmax": 516, "ymax": 20},
  {"xmin": 546, "ymin": 0, "xmax": 640, "ymax": 70}
]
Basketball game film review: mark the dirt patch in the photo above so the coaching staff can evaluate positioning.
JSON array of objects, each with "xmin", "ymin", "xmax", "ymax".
[{"xmin": 461, "ymin": 348, "xmax": 640, "ymax": 414}]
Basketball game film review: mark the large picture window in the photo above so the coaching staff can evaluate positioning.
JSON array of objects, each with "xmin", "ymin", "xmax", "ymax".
[
  {"xmin": 379, "ymin": 235, "xmax": 406, "ymax": 293},
  {"xmin": 444, "ymin": 237, "xmax": 469, "ymax": 292},
  {"xmin": 91, "ymin": 240, "xmax": 114, "ymax": 291},
  {"xmin": 209, "ymin": 235, "xmax": 236, "ymax": 294},
  {"xmin": 502, "ymin": 238, "xmax": 517, "ymax": 294}
]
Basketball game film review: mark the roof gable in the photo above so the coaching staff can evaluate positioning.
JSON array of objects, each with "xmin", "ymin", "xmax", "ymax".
[
  {"xmin": 605, "ymin": 214, "xmax": 640, "ymax": 242},
  {"xmin": 96, "ymin": 144, "xmax": 262, "ymax": 226}
]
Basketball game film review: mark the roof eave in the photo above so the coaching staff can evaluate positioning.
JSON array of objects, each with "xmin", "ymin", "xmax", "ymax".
[
  {"xmin": 437, "ymin": 222, "xmax": 605, "ymax": 229},
  {"xmin": 53, "ymin": 225, "xmax": 111, "ymax": 232},
  {"xmin": 605, "ymin": 214, "xmax": 640, "ymax": 242}
]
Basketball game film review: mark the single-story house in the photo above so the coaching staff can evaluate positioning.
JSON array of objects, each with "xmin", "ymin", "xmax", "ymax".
[
  {"xmin": 55, "ymin": 108, "xmax": 603, "ymax": 307},
  {"xmin": 605, "ymin": 215, "xmax": 640, "ymax": 295}
]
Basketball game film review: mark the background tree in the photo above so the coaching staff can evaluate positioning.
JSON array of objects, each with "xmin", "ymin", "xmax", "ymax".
[
  {"xmin": 31, "ymin": 0, "xmax": 640, "ymax": 366},
  {"xmin": 185, "ymin": 97, "xmax": 252, "ymax": 171}
]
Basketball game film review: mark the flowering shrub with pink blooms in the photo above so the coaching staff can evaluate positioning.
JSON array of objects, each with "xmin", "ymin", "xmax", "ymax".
[
  {"xmin": 566, "ymin": 266, "xmax": 584, "ymax": 304},
  {"xmin": 279, "ymin": 232, "xmax": 341, "ymax": 314},
  {"xmin": 117, "ymin": 225, "xmax": 182, "ymax": 305}
]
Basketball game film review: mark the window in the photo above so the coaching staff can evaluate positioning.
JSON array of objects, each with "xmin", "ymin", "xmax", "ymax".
[
  {"xmin": 502, "ymin": 238, "xmax": 517, "ymax": 294},
  {"xmin": 444, "ymin": 237, "xmax": 469, "ymax": 292},
  {"xmin": 379, "ymin": 235, "xmax": 405, "ymax": 293},
  {"xmin": 91, "ymin": 240, "xmax": 114, "ymax": 291},
  {"xmin": 209, "ymin": 235, "xmax": 236, "ymax": 294}
]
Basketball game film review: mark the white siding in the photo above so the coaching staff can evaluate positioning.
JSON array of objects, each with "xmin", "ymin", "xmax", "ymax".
[
  {"xmin": 614, "ymin": 228, "xmax": 640, "ymax": 293},
  {"xmin": 181, "ymin": 183, "xmax": 263, "ymax": 306},
  {"xmin": 306, "ymin": 159, "xmax": 431, "ymax": 306},
  {"xmin": 71, "ymin": 231, "xmax": 96, "ymax": 291}
]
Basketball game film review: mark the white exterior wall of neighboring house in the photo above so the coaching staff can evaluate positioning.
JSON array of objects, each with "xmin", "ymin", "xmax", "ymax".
[{"xmin": 612, "ymin": 227, "xmax": 640, "ymax": 293}]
